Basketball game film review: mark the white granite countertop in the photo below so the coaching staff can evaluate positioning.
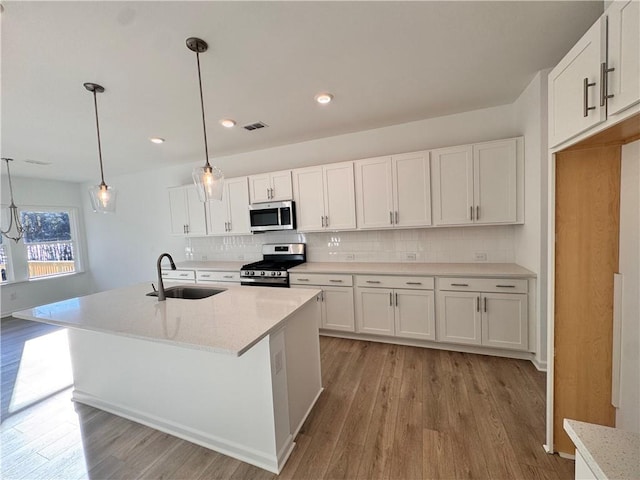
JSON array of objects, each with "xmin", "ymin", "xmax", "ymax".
[
  {"xmin": 564, "ymin": 419, "xmax": 640, "ymax": 480},
  {"xmin": 173, "ymin": 261, "xmax": 246, "ymax": 272},
  {"xmin": 13, "ymin": 283, "xmax": 320, "ymax": 357},
  {"xmin": 289, "ymin": 262, "xmax": 535, "ymax": 277}
]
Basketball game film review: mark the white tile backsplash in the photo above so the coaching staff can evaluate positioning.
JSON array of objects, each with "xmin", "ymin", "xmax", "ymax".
[{"xmin": 187, "ymin": 226, "xmax": 516, "ymax": 264}]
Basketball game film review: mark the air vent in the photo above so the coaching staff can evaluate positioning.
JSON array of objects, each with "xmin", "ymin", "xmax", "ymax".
[{"xmin": 243, "ymin": 121, "xmax": 268, "ymax": 131}]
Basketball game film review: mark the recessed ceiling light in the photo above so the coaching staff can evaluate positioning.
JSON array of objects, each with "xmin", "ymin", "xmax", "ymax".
[
  {"xmin": 220, "ymin": 119, "xmax": 236, "ymax": 128},
  {"xmin": 149, "ymin": 137, "xmax": 165, "ymax": 144},
  {"xmin": 315, "ymin": 93, "xmax": 333, "ymax": 104}
]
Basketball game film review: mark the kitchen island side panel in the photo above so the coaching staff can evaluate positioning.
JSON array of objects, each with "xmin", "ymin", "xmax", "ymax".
[{"xmin": 68, "ymin": 329, "xmax": 283, "ymax": 472}]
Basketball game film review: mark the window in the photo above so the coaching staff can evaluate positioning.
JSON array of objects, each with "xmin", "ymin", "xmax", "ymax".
[
  {"xmin": 21, "ymin": 211, "xmax": 77, "ymax": 279},
  {"xmin": 0, "ymin": 207, "xmax": 82, "ymax": 282}
]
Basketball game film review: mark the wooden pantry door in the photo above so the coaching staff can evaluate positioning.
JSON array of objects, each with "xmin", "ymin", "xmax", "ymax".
[{"xmin": 554, "ymin": 145, "xmax": 620, "ymax": 454}]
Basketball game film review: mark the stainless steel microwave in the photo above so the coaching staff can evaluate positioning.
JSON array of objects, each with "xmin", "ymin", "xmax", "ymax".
[{"xmin": 249, "ymin": 201, "xmax": 296, "ymax": 232}]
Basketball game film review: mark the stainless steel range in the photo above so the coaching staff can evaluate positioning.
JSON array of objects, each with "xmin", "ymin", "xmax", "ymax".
[{"xmin": 240, "ymin": 243, "xmax": 306, "ymax": 287}]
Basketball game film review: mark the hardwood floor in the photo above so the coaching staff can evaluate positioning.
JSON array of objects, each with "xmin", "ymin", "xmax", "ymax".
[{"xmin": 1, "ymin": 317, "xmax": 574, "ymax": 479}]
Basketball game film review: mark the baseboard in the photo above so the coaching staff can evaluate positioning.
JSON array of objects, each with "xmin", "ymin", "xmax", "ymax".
[
  {"xmin": 72, "ymin": 390, "xmax": 285, "ymax": 474},
  {"xmin": 558, "ymin": 451, "xmax": 576, "ymax": 460},
  {"xmin": 290, "ymin": 387, "xmax": 324, "ymax": 439},
  {"xmin": 532, "ymin": 357, "xmax": 548, "ymax": 372}
]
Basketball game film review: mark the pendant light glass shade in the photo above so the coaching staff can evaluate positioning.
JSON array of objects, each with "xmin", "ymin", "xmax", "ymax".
[
  {"xmin": 187, "ymin": 37, "xmax": 224, "ymax": 202},
  {"xmin": 192, "ymin": 164, "xmax": 224, "ymax": 202},
  {"xmin": 88, "ymin": 183, "xmax": 117, "ymax": 213},
  {"xmin": 84, "ymin": 82, "xmax": 117, "ymax": 213}
]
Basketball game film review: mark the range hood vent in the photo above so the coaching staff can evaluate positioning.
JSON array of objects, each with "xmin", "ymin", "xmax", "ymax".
[{"xmin": 243, "ymin": 121, "xmax": 268, "ymax": 131}]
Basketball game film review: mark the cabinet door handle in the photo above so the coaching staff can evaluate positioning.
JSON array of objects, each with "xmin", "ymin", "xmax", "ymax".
[
  {"xmin": 406, "ymin": 282, "xmax": 422, "ymax": 285},
  {"xmin": 228, "ymin": 221, "xmax": 232, "ymax": 232},
  {"xmin": 395, "ymin": 292, "xmax": 398, "ymax": 306},
  {"xmin": 583, "ymin": 77, "xmax": 596, "ymax": 117},
  {"xmin": 600, "ymin": 62, "xmax": 615, "ymax": 107},
  {"xmin": 271, "ymin": 188, "xmax": 274, "ymax": 199},
  {"xmin": 451, "ymin": 283, "xmax": 469, "ymax": 287},
  {"xmin": 389, "ymin": 292, "xmax": 393, "ymax": 306},
  {"xmin": 476, "ymin": 296, "xmax": 480, "ymax": 312},
  {"xmin": 470, "ymin": 206, "xmax": 474, "ymax": 221},
  {"xmin": 366, "ymin": 280, "xmax": 381, "ymax": 284},
  {"xmin": 389, "ymin": 211, "xmax": 393, "ymax": 225},
  {"xmin": 325, "ymin": 216, "xmax": 329, "ymax": 227},
  {"xmin": 484, "ymin": 297, "xmax": 487, "ymax": 313},
  {"xmin": 476, "ymin": 205, "xmax": 479, "ymax": 221},
  {"xmin": 321, "ymin": 216, "xmax": 325, "ymax": 227},
  {"xmin": 496, "ymin": 284, "xmax": 515, "ymax": 288},
  {"xmin": 329, "ymin": 279, "xmax": 343, "ymax": 283},
  {"xmin": 395, "ymin": 211, "xmax": 399, "ymax": 224}
]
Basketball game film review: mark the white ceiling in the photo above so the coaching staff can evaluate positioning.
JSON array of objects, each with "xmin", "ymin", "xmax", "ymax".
[{"xmin": 1, "ymin": 1, "xmax": 603, "ymax": 183}]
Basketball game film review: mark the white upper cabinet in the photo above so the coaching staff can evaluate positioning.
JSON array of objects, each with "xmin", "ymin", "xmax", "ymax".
[
  {"xmin": 432, "ymin": 138, "xmax": 521, "ymax": 226},
  {"xmin": 548, "ymin": 18, "xmax": 606, "ymax": 148},
  {"xmin": 248, "ymin": 170, "xmax": 293, "ymax": 203},
  {"xmin": 168, "ymin": 185, "xmax": 207, "ymax": 236},
  {"xmin": 354, "ymin": 157, "xmax": 394, "ymax": 229},
  {"xmin": 607, "ymin": 0, "xmax": 640, "ymax": 116},
  {"xmin": 549, "ymin": 2, "xmax": 639, "ymax": 147},
  {"xmin": 206, "ymin": 177, "xmax": 251, "ymax": 236},
  {"xmin": 355, "ymin": 151, "xmax": 431, "ymax": 229},
  {"xmin": 293, "ymin": 162, "xmax": 356, "ymax": 232},
  {"xmin": 392, "ymin": 152, "xmax": 432, "ymax": 227}
]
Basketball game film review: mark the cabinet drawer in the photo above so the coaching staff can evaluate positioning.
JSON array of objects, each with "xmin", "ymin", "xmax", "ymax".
[
  {"xmin": 161, "ymin": 269, "xmax": 196, "ymax": 281},
  {"xmin": 197, "ymin": 270, "xmax": 240, "ymax": 283},
  {"xmin": 355, "ymin": 275, "xmax": 434, "ymax": 290},
  {"xmin": 290, "ymin": 273, "xmax": 353, "ymax": 287},
  {"xmin": 437, "ymin": 277, "xmax": 527, "ymax": 293}
]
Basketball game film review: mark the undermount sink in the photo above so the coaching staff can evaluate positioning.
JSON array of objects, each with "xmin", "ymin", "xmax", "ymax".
[{"xmin": 146, "ymin": 286, "xmax": 226, "ymax": 300}]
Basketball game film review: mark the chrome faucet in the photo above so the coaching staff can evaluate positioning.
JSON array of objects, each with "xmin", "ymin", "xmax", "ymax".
[{"xmin": 156, "ymin": 253, "xmax": 176, "ymax": 301}]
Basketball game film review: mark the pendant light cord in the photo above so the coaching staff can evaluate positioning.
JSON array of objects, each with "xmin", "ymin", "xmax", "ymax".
[
  {"xmin": 195, "ymin": 50, "xmax": 211, "ymax": 168},
  {"xmin": 91, "ymin": 90, "xmax": 106, "ymax": 186},
  {"xmin": 2, "ymin": 158, "xmax": 17, "ymax": 207}
]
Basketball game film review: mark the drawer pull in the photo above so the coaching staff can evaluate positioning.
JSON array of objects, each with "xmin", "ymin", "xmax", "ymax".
[
  {"xmin": 405, "ymin": 282, "xmax": 422, "ymax": 285},
  {"xmin": 451, "ymin": 283, "xmax": 469, "ymax": 287},
  {"xmin": 366, "ymin": 280, "xmax": 381, "ymax": 284},
  {"xmin": 201, "ymin": 274, "xmax": 211, "ymax": 278},
  {"xmin": 496, "ymin": 284, "xmax": 516, "ymax": 288},
  {"xmin": 297, "ymin": 278, "xmax": 309, "ymax": 281},
  {"xmin": 179, "ymin": 273, "xmax": 189, "ymax": 277},
  {"xmin": 329, "ymin": 279, "xmax": 343, "ymax": 283},
  {"xmin": 223, "ymin": 275, "xmax": 233, "ymax": 279}
]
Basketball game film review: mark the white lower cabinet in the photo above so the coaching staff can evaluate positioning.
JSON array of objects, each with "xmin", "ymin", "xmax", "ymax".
[
  {"xmin": 355, "ymin": 275, "xmax": 435, "ymax": 340},
  {"xmin": 290, "ymin": 274, "xmax": 355, "ymax": 332},
  {"xmin": 436, "ymin": 277, "xmax": 528, "ymax": 351},
  {"xmin": 161, "ymin": 269, "xmax": 196, "ymax": 284},
  {"xmin": 196, "ymin": 270, "xmax": 241, "ymax": 284}
]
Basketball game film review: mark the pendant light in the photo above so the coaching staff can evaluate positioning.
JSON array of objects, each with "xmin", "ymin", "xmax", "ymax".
[
  {"xmin": 186, "ymin": 37, "xmax": 224, "ymax": 202},
  {"xmin": 0, "ymin": 158, "xmax": 25, "ymax": 242},
  {"xmin": 85, "ymin": 82, "xmax": 117, "ymax": 213}
]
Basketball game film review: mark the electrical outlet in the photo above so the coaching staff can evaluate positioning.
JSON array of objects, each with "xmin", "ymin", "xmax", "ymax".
[
  {"xmin": 201, "ymin": 255, "xmax": 208, "ymax": 261},
  {"xmin": 345, "ymin": 253, "xmax": 355, "ymax": 261},
  {"xmin": 405, "ymin": 252, "xmax": 417, "ymax": 261},
  {"xmin": 274, "ymin": 351, "xmax": 283, "ymax": 374},
  {"xmin": 10, "ymin": 292, "xmax": 17, "ymax": 301},
  {"xmin": 474, "ymin": 252, "xmax": 488, "ymax": 262}
]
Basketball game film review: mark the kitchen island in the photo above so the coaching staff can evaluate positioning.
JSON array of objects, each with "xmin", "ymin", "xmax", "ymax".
[{"xmin": 13, "ymin": 283, "xmax": 323, "ymax": 474}]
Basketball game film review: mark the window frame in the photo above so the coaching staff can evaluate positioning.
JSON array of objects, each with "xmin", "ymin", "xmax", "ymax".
[{"xmin": 0, "ymin": 205, "xmax": 85, "ymax": 284}]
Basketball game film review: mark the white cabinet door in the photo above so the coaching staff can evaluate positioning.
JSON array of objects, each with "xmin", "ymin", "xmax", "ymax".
[
  {"xmin": 548, "ymin": 18, "xmax": 606, "ymax": 147},
  {"xmin": 322, "ymin": 287, "xmax": 355, "ymax": 332},
  {"xmin": 436, "ymin": 291, "xmax": 482, "ymax": 345},
  {"xmin": 168, "ymin": 186, "xmax": 189, "ymax": 235},
  {"xmin": 185, "ymin": 186, "xmax": 207, "ymax": 235},
  {"xmin": 270, "ymin": 170, "xmax": 293, "ymax": 201},
  {"xmin": 392, "ymin": 151, "xmax": 431, "ymax": 227},
  {"xmin": 226, "ymin": 177, "xmax": 250, "ymax": 235},
  {"xmin": 356, "ymin": 287, "xmax": 394, "ymax": 335},
  {"xmin": 431, "ymin": 145, "xmax": 474, "ymax": 225},
  {"xmin": 292, "ymin": 167, "xmax": 325, "ymax": 231},
  {"xmin": 473, "ymin": 139, "xmax": 517, "ymax": 224},
  {"xmin": 248, "ymin": 174, "xmax": 271, "ymax": 203},
  {"xmin": 355, "ymin": 157, "xmax": 394, "ymax": 229},
  {"xmin": 206, "ymin": 190, "xmax": 228, "ymax": 235},
  {"xmin": 481, "ymin": 293, "xmax": 528, "ymax": 351},
  {"xmin": 607, "ymin": 0, "xmax": 640, "ymax": 116},
  {"xmin": 395, "ymin": 289, "xmax": 435, "ymax": 341},
  {"xmin": 324, "ymin": 162, "xmax": 356, "ymax": 230}
]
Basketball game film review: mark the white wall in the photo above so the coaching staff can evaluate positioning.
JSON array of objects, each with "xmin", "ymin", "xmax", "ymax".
[
  {"xmin": 85, "ymin": 102, "xmax": 523, "ymax": 292},
  {"xmin": 513, "ymin": 70, "xmax": 549, "ymax": 368},
  {"xmin": 1, "ymin": 176, "xmax": 93, "ymax": 316},
  {"xmin": 616, "ymin": 140, "xmax": 639, "ymax": 433}
]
